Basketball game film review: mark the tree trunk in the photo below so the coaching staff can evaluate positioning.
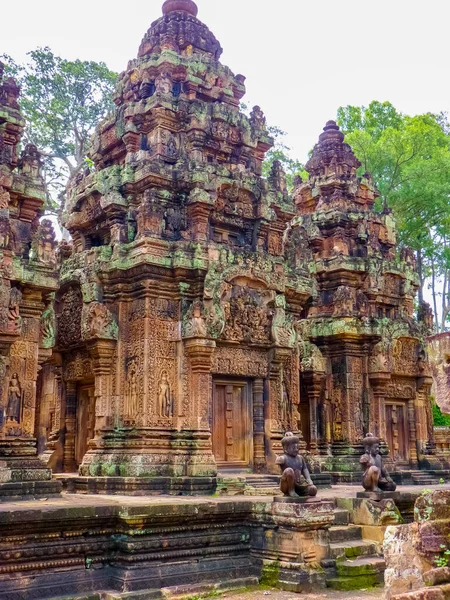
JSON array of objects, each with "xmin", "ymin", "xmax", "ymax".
[
  {"xmin": 417, "ymin": 249, "xmax": 424, "ymax": 305},
  {"xmin": 431, "ymin": 258, "xmax": 439, "ymax": 332}
]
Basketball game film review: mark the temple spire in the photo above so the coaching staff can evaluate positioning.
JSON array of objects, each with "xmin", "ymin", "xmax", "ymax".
[{"xmin": 162, "ymin": 0, "xmax": 198, "ymax": 17}]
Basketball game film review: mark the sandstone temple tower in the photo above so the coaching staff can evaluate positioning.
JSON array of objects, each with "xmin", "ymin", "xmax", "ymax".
[
  {"xmin": 34, "ymin": 0, "xmax": 444, "ymax": 492},
  {"xmin": 0, "ymin": 63, "xmax": 60, "ymax": 497},
  {"xmin": 48, "ymin": 0, "xmax": 311, "ymax": 491}
]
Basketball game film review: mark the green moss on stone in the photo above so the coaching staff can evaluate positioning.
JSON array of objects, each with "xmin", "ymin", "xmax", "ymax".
[{"xmin": 260, "ymin": 561, "xmax": 280, "ymax": 588}]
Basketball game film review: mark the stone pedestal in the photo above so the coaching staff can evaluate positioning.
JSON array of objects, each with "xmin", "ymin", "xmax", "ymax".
[
  {"xmin": 255, "ymin": 497, "xmax": 335, "ymax": 593},
  {"xmin": 0, "ymin": 437, "xmax": 61, "ymax": 500}
]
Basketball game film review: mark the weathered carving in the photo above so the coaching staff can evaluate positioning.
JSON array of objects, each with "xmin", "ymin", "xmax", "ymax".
[
  {"xmin": 222, "ymin": 285, "xmax": 271, "ymax": 344},
  {"xmin": 158, "ymin": 371, "xmax": 173, "ymax": 418},
  {"xmin": 6, "ymin": 373, "xmax": 22, "ymax": 423},
  {"xmin": 276, "ymin": 432, "xmax": 318, "ymax": 498},
  {"xmin": 57, "ymin": 287, "xmax": 83, "ymax": 349},
  {"xmin": 360, "ymin": 433, "xmax": 396, "ymax": 493},
  {"xmin": 81, "ymin": 302, "xmax": 118, "ymax": 341},
  {"xmin": 31, "ymin": 219, "xmax": 57, "ymax": 265}
]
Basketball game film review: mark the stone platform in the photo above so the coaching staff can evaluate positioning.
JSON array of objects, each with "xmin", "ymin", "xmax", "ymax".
[
  {"xmin": 0, "ymin": 484, "xmax": 447, "ymax": 599},
  {"xmin": 0, "ymin": 491, "xmax": 336, "ymax": 599}
]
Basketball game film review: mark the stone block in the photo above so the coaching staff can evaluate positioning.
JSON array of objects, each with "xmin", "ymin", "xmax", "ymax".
[{"xmin": 424, "ymin": 568, "xmax": 450, "ymax": 587}]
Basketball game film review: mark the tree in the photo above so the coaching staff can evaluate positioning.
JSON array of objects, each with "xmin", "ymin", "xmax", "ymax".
[
  {"xmin": 2, "ymin": 48, "xmax": 117, "ymax": 210},
  {"xmin": 337, "ymin": 101, "xmax": 450, "ymax": 331}
]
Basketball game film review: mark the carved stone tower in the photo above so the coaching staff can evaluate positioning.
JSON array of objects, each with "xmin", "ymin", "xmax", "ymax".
[
  {"xmin": 292, "ymin": 121, "xmax": 438, "ymax": 478},
  {"xmin": 53, "ymin": 0, "xmax": 312, "ymax": 490},
  {"xmin": 0, "ymin": 63, "xmax": 60, "ymax": 498}
]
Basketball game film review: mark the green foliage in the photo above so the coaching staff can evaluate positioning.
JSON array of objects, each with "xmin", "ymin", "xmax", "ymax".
[
  {"xmin": 337, "ymin": 101, "xmax": 450, "ymax": 330},
  {"xmin": 262, "ymin": 125, "xmax": 307, "ymax": 190},
  {"xmin": 435, "ymin": 544, "xmax": 450, "ymax": 568},
  {"xmin": 432, "ymin": 400, "xmax": 450, "ymax": 426},
  {"xmin": 1, "ymin": 48, "xmax": 117, "ymax": 209}
]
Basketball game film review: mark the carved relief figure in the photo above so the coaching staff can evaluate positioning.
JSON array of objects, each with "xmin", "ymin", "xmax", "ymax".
[
  {"xmin": 333, "ymin": 285, "xmax": 354, "ymax": 316},
  {"xmin": 360, "ymin": 433, "xmax": 396, "ymax": 493},
  {"xmin": 183, "ymin": 300, "xmax": 207, "ymax": 338},
  {"xmin": 41, "ymin": 295, "xmax": 56, "ymax": 348},
  {"xmin": 281, "ymin": 380, "xmax": 291, "ymax": 427},
  {"xmin": 155, "ymin": 71, "xmax": 172, "ymax": 94},
  {"xmin": 272, "ymin": 294, "xmax": 295, "ymax": 347},
  {"xmin": 158, "ymin": 372, "xmax": 173, "ymax": 418},
  {"xmin": 18, "ymin": 144, "xmax": 42, "ymax": 178},
  {"xmin": 57, "ymin": 287, "xmax": 83, "ymax": 348},
  {"xmin": 127, "ymin": 359, "xmax": 138, "ymax": 419},
  {"xmin": 8, "ymin": 287, "xmax": 22, "ymax": 333},
  {"xmin": 269, "ymin": 160, "xmax": 287, "ymax": 195},
  {"xmin": 276, "ymin": 432, "xmax": 317, "ymax": 498},
  {"xmin": 0, "ymin": 215, "xmax": 11, "ymax": 249},
  {"xmin": 32, "ymin": 219, "xmax": 57, "ymax": 265},
  {"xmin": 6, "ymin": 373, "xmax": 22, "ymax": 423},
  {"xmin": 250, "ymin": 105, "xmax": 266, "ymax": 132},
  {"xmin": 222, "ymin": 285, "xmax": 271, "ymax": 344},
  {"xmin": 82, "ymin": 302, "xmax": 117, "ymax": 340},
  {"xmin": 0, "ymin": 186, "xmax": 9, "ymax": 209}
]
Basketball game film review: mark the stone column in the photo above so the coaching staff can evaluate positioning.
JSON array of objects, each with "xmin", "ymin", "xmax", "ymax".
[
  {"xmin": 368, "ymin": 373, "xmax": 390, "ymax": 440},
  {"xmin": 183, "ymin": 337, "xmax": 217, "ymax": 477},
  {"xmin": 253, "ymin": 378, "xmax": 265, "ymax": 473},
  {"xmin": 302, "ymin": 371, "xmax": 325, "ymax": 454},
  {"xmin": 63, "ymin": 380, "xmax": 78, "ymax": 473},
  {"xmin": 87, "ymin": 339, "xmax": 116, "ymax": 434}
]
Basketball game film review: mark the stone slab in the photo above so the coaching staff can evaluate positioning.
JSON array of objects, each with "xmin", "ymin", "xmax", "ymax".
[
  {"xmin": 273, "ymin": 495, "xmax": 322, "ymax": 504},
  {"xmin": 64, "ymin": 475, "xmax": 217, "ymax": 496},
  {"xmin": 357, "ymin": 491, "xmax": 401, "ymax": 501}
]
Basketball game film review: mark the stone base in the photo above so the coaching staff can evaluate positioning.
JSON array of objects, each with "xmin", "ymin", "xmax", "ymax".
[
  {"xmin": 0, "ymin": 437, "xmax": 61, "ymax": 500},
  {"xmin": 357, "ymin": 490, "xmax": 400, "ymax": 501},
  {"xmin": 79, "ymin": 428, "xmax": 217, "ymax": 478},
  {"xmin": 0, "ymin": 479, "xmax": 62, "ymax": 501},
  {"xmin": 0, "ymin": 492, "xmax": 337, "ymax": 598},
  {"xmin": 273, "ymin": 495, "xmax": 322, "ymax": 504},
  {"xmin": 63, "ymin": 475, "xmax": 217, "ymax": 496}
]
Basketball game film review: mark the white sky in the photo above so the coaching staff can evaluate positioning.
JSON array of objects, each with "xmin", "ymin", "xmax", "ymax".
[{"xmin": 2, "ymin": 0, "xmax": 450, "ymax": 163}]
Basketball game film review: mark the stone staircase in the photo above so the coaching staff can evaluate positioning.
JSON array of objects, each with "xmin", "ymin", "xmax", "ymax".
[
  {"xmin": 410, "ymin": 470, "xmax": 441, "ymax": 486},
  {"xmin": 217, "ymin": 472, "xmax": 332, "ymax": 496},
  {"xmin": 324, "ymin": 504, "xmax": 385, "ymax": 591}
]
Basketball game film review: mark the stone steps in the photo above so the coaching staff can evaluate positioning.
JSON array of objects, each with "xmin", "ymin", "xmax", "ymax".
[
  {"xmin": 327, "ymin": 555, "xmax": 385, "ymax": 590},
  {"xmin": 327, "ymin": 503, "xmax": 385, "ymax": 591},
  {"xmin": 329, "ymin": 539, "xmax": 379, "ymax": 560},
  {"xmin": 329, "ymin": 525, "xmax": 362, "ymax": 543},
  {"xmin": 333, "ymin": 508, "xmax": 350, "ymax": 526}
]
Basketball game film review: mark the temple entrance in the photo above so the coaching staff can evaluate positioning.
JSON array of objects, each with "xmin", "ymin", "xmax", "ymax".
[
  {"xmin": 212, "ymin": 379, "xmax": 252, "ymax": 468},
  {"xmin": 385, "ymin": 401, "xmax": 410, "ymax": 463},
  {"xmin": 75, "ymin": 386, "xmax": 95, "ymax": 467}
]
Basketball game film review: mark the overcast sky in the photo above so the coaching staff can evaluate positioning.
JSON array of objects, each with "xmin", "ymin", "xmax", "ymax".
[{"xmin": 2, "ymin": 0, "xmax": 450, "ymax": 162}]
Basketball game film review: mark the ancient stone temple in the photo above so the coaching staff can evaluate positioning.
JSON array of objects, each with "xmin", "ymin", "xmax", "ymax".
[
  {"xmin": 35, "ymin": 0, "xmax": 444, "ymax": 491},
  {"xmin": 0, "ymin": 63, "xmax": 60, "ymax": 497},
  {"xmin": 292, "ymin": 121, "xmax": 441, "ymax": 479},
  {"xmin": 39, "ymin": 0, "xmax": 311, "ymax": 492}
]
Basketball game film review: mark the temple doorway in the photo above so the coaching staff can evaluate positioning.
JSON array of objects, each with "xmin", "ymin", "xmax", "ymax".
[
  {"xmin": 75, "ymin": 386, "xmax": 95, "ymax": 467},
  {"xmin": 212, "ymin": 379, "xmax": 253, "ymax": 468},
  {"xmin": 385, "ymin": 401, "xmax": 410, "ymax": 464}
]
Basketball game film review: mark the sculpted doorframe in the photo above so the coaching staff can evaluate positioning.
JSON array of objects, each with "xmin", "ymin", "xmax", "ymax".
[{"xmin": 211, "ymin": 345, "xmax": 269, "ymax": 472}]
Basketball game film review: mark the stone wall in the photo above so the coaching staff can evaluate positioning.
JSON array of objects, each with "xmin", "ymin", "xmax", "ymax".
[{"xmin": 384, "ymin": 490, "xmax": 450, "ymax": 599}]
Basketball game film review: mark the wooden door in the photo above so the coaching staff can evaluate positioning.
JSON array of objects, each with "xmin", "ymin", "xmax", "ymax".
[
  {"xmin": 385, "ymin": 402, "xmax": 409, "ymax": 463},
  {"xmin": 212, "ymin": 380, "xmax": 252, "ymax": 468},
  {"xmin": 75, "ymin": 386, "xmax": 95, "ymax": 466}
]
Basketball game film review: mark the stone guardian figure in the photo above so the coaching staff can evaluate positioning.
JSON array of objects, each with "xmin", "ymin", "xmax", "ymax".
[
  {"xmin": 360, "ymin": 433, "xmax": 396, "ymax": 492},
  {"xmin": 276, "ymin": 432, "xmax": 318, "ymax": 498}
]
